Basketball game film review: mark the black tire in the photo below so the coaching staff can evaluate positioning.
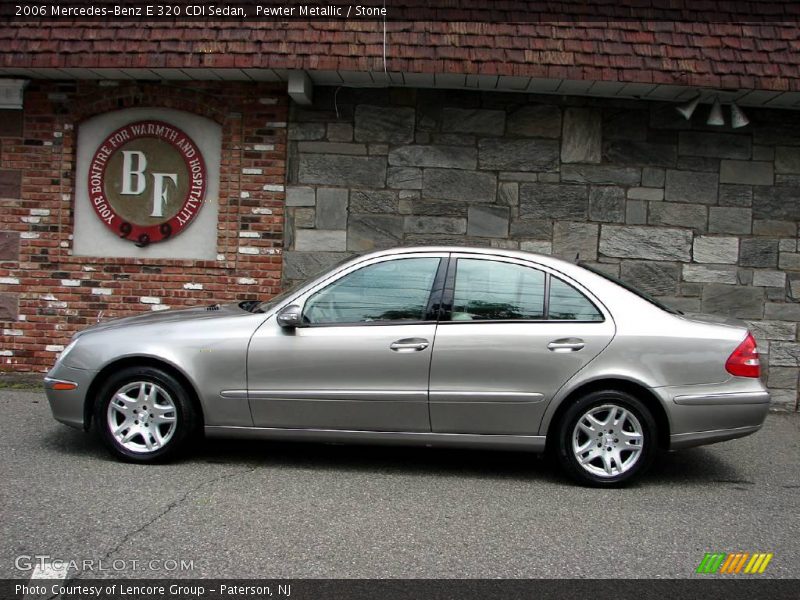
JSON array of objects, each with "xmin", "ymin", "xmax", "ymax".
[
  {"xmin": 94, "ymin": 366, "xmax": 197, "ymax": 463},
  {"xmin": 555, "ymin": 389, "xmax": 656, "ymax": 487}
]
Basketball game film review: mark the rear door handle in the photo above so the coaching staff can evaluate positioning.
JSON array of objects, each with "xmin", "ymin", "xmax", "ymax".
[
  {"xmin": 390, "ymin": 338, "xmax": 430, "ymax": 352},
  {"xmin": 547, "ymin": 338, "xmax": 585, "ymax": 352}
]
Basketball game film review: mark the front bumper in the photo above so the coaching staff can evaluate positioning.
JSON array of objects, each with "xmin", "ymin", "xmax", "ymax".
[{"xmin": 44, "ymin": 364, "xmax": 96, "ymax": 430}]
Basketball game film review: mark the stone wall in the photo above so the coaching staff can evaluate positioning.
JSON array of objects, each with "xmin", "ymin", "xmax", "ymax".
[
  {"xmin": 285, "ymin": 87, "xmax": 800, "ymax": 411},
  {"xmin": 0, "ymin": 80, "xmax": 287, "ymax": 372}
]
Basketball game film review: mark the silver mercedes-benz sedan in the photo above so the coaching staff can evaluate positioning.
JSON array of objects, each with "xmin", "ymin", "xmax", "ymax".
[{"xmin": 45, "ymin": 247, "xmax": 769, "ymax": 486}]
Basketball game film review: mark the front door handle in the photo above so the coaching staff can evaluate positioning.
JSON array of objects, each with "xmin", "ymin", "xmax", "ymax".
[
  {"xmin": 547, "ymin": 338, "xmax": 585, "ymax": 352},
  {"xmin": 390, "ymin": 338, "xmax": 430, "ymax": 352}
]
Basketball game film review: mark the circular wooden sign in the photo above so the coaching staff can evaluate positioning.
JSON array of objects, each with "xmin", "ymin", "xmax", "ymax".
[{"xmin": 87, "ymin": 120, "xmax": 207, "ymax": 246}]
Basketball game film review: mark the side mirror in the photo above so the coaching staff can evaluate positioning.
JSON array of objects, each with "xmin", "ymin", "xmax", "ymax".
[{"xmin": 276, "ymin": 304, "xmax": 303, "ymax": 329}]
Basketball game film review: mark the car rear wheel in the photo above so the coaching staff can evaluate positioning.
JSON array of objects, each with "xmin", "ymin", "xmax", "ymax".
[
  {"xmin": 556, "ymin": 390, "xmax": 656, "ymax": 487},
  {"xmin": 94, "ymin": 366, "xmax": 197, "ymax": 462}
]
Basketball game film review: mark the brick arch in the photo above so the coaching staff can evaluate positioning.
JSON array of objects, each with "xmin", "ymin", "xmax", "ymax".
[{"xmin": 72, "ymin": 82, "xmax": 229, "ymax": 125}]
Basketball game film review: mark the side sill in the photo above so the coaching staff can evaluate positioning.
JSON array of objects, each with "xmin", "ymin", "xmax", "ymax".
[
  {"xmin": 205, "ymin": 426, "xmax": 546, "ymax": 452},
  {"xmin": 669, "ymin": 424, "xmax": 763, "ymax": 450}
]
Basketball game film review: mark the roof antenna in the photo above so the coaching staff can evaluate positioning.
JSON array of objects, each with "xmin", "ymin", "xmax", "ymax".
[{"xmin": 575, "ymin": 252, "xmax": 580, "ymax": 263}]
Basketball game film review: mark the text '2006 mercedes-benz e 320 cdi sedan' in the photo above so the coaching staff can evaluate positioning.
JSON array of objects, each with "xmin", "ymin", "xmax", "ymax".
[{"xmin": 45, "ymin": 247, "xmax": 770, "ymax": 486}]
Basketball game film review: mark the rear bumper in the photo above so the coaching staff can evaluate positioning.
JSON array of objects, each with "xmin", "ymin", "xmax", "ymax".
[
  {"xmin": 670, "ymin": 423, "xmax": 764, "ymax": 450},
  {"xmin": 44, "ymin": 364, "xmax": 95, "ymax": 430},
  {"xmin": 659, "ymin": 386, "xmax": 770, "ymax": 450}
]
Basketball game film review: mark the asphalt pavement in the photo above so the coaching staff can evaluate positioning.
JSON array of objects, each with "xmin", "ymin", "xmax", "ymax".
[{"xmin": 1, "ymin": 388, "xmax": 798, "ymax": 579}]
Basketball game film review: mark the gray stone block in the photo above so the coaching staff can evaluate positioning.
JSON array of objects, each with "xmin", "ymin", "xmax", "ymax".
[
  {"xmin": 620, "ymin": 261, "xmax": 681, "ymax": 296},
  {"xmin": 297, "ymin": 142, "xmax": 367, "ymax": 155},
  {"xmin": 422, "ymin": 169, "xmax": 496, "ymax": 203},
  {"xmin": 739, "ymin": 238, "xmax": 779, "ymax": 268},
  {"xmin": 765, "ymin": 302, "xmax": 800, "ymax": 320},
  {"xmin": 747, "ymin": 319, "xmax": 796, "ymax": 342},
  {"xmin": 677, "ymin": 132, "xmax": 751, "ymax": 159},
  {"xmin": 411, "ymin": 199, "xmax": 469, "ymax": 217},
  {"xmin": 561, "ymin": 108, "xmax": 602, "ymax": 164},
  {"xmin": 354, "ymin": 105, "xmax": 415, "ymax": 144},
  {"xmin": 693, "ymin": 236, "xmax": 739, "ymax": 264},
  {"xmin": 520, "ymin": 240, "xmax": 553, "ymax": 255},
  {"xmin": 767, "ymin": 366, "xmax": 799, "ymax": 389},
  {"xmin": 770, "ymin": 342, "xmax": 800, "ymax": 367},
  {"xmin": 467, "ymin": 205, "xmax": 510, "ymax": 237},
  {"xmin": 432, "ymin": 133, "xmax": 475, "ymax": 146},
  {"xmin": 0, "ymin": 293, "xmax": 18, "ymax": 320},
  {"xmin": 298, "ymin": 154, "xmax": 387, "ymax": 188},
  {"xmin": 753, "ymin": 186, "xmax": 800, "ymax": 220},
  {"xmin": 752, "ymin": 270, "xmax": 787, "ymax": 288},
  {"xmin": 599, "ymin": 225, "xmax": 692, "ymax": 261},
  {"xmin": 683, "ymin": 264, "xmax": 738, "ymax": 284},
  {"xmin": 441, "ymin": 108, "xmax": 505, "ymax": 135},
  {"xmin": 775, "ymin": 146, "xmax": 800, "ymax": 174},
  {"xmin": 641, "ymin": 167, "xmax": 666, "ymax": 188},
  {"xmin": 720, "ymin": 160, "xmax": 774, "ymax": 186},
  {"xmin": 753, "ymin": 220, "xmax": 797, "ymax": 236},
  {"xmin": 708, "ymin": 207, "xmax": 752, "ymax": 234},
  {"xmin": 603, "ymin": 140, "xmax": 676, "ymax": 167},
  {"xmin": 388, "ymin": 145, "xmax": 477, "ymax": 170},
  {"xmin": 293, "ymin": 208, "xmax": 315, "ymax": 229},
  {"xmin": 295, "ymin": 229, "xmax": 347, "ymax": 251},
  {"xmin": 506, "ymin": 105, "xmax": 562, "ymax": 138},
  {"xmin": 701, "ymin": 284, "xmax": 764, "ymax": 319},
  {"xmin": 347, "ymin": 215, "xmax": 403, "ymax": 251},
  {"xmin": 349, "ymin": 189, "xmax": 399, "ymax": 214},
  {"xmin": 718, "ymin": 185, "xmax": 753, "ymax": 207},
  {"xmin": 387, "ymin": 167, "xmax": 422, "ymax": 190},
  {"xmin": 753, "ymin": 146, "xmax": 775, "ymax": 161},
  {"xmin": 478, "ymin": 138, "xmax": 560, "ymax": 171},
  {"xmin": 589, "ymin": 186, "xmax": 625, "ymax": 223},
  {"xmin": 497, "ymin": 182, "xmax": 519, "ymax": 211},
  {"xmin": 664, "ymin": 170, "xmax": 718, "ymax": 204},
  {"xmin": 404, "ymin": 215, "xmax": 467, "ymax": 235},
  {"xmin": 315, "ymin": 188, "xmax": 348, "ymax": 230},
  {"xmin": 561, "ymin": 165, "xmax": 641, "ymax": 186},
  {"xmin": 791, "ymin": 274, "xmax": 800, "ymax": 299},
  {"xmin": 327, "ymin": 122, "xmax": 353, "ymax": 142},
  {"xmin": 519, "ymin": 183, "xmax": 588, "ymax": 220},
  {"xmin": 286, "ymin": 186, "xmax": 316, "ymax": 207},
  {"xmin": 649, "ymin": 202, "xmax": 707, "ymax": 231},
  {"xmin": 627, "ymin": 187, "xmax": 664, "ymax": 201},
  {"xmin": 510, "ymin": 219, "xmax": 553, "ymax": 239},
  {"xmin": 283, "ymin": 251, "xmax": 353, "ymax": 281},
  {"xmin": 288, "ymin": 122, "xmax": 325, "ymax": 141},
  {"xmin": 552, "ymin": 222, "xmax": 599, "ymax": 261},
  {"xmin": 767, "ymin": 389, "xmax": 798, "ymax": 411},
  {"xmin": 625, "ymin": 200, "xmax": 647, "ymax": 225},
  {"xmin": 676, "ymin": 156, "xmax": 719, "ymax": 173},
  {"xmin": 779, "ymin": 252, "xmax": 800, "ymax": 270}
]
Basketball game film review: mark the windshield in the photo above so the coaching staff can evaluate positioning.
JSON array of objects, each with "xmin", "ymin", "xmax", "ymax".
[
  {"xmin": 579, "ymin": 262, "xmax": 683, "ymax": 315},
  {"xmin": 250, "ymin": 255, "xmax": 356, "ymax": 313}
]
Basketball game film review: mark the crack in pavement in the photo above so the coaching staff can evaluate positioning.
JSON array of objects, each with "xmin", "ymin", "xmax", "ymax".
[{"xmin": 72, "ymin": 465, "xmax": 259, "ymax": 582}]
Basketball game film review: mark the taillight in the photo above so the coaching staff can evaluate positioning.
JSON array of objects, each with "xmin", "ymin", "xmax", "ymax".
[{"xmin": 725, "ymin": 332, "xmax": 761, "ymax": 378}]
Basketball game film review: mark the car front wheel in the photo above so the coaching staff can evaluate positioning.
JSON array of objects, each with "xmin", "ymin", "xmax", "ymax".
[
  {"xmin": 94, "ymin": 366, "xmax": 197, "ymax": 462},
  {"xmin": 556, "ymin": 390, "xmax": 656, "ymax": 487}
]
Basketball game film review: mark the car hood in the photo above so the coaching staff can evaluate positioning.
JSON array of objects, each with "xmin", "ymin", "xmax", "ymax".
[
  {"xmin": 678, "ymin": 312, "xmax": 748, "ymax": 331},
  {"xmin": 74, "ymin": 303, "xmax": 250, "ymax": 338}
]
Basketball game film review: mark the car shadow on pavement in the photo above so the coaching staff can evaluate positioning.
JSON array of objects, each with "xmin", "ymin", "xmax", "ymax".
[{"xmin": 42, "ymin": 423, "xmax": 748, "ymax": 488}]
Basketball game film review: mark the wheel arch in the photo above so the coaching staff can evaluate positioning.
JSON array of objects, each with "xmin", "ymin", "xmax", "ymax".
[
  {"xmin": 83, "ymin": 356, "xmax": 204, "ymax": 431},
  {"xmin": 543, "ymin": 378, "xmax": 671, "ymax": 450}
]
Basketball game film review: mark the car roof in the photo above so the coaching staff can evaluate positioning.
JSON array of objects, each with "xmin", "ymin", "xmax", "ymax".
[{"xmin": 356, "ymin": 245, "xmax": 583, "ymax": 274}]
